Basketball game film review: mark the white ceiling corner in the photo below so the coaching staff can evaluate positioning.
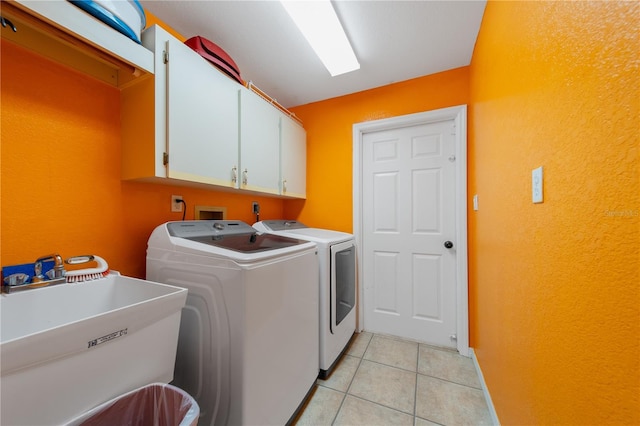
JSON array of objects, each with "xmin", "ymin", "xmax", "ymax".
[{"xmin": 140, "ymin": 0, "xmax": 487, "ymax": 108}]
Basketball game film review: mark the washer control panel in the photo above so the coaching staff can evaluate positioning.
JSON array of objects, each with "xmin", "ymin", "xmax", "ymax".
[{"xmin": 167, "ymin": 220, "xmax": 254, "ymax": 238}]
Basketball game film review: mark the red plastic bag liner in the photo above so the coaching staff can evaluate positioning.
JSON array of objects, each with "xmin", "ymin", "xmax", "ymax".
[{"xmin": 69, "ymin": 383, "xmax": 199, "ymax": 426}]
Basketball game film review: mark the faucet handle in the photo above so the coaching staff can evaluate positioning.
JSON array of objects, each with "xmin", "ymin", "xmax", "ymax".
[{"xmin": 34, "ymin": 260, "xmax": 44, "ymax": 279}]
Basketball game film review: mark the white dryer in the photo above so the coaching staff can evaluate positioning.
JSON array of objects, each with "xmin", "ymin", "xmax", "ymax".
[
  {"xmin": 146, "ymin": 220, "xmax": 319, "ymax": 426},
  {"xmin": 253, "ymin": 220, "xmax": 356, "ymax": 379}
]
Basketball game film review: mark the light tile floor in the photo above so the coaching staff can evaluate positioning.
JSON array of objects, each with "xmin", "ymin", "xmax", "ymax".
[{"xmin": 293, "ymin": 332, "xmax": 493, "ymax": 426}]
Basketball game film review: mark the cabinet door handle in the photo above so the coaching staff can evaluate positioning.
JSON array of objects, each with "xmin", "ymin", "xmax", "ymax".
[
  {"xmin": 242, "ymin": 169, "xmax": 248, "ymax": 185},
  {"xmin": 231, "ymin": 166, "xmax": 237, "ymax": 184},
  {"xmin": 283, "ymin": 179, "xmax": 287, "ymax": 193}
]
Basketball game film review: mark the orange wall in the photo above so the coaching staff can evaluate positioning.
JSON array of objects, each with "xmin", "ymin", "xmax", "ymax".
[
  {"xmin": 285, "ymin": 67, "xmax": 470, "ymax": 232},
  {"xmin": 468, "ymin": 1, "xmax": 639, "ymax": 424},
  {"xmin": 2, "ymin": 4, "xmax": 638, "ymax": 424},
  {"xmin": 0, "ymin": 14, "xmax": 284, "ymax": 278}
]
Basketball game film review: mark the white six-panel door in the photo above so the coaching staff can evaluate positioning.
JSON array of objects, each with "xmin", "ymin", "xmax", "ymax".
[{"xmin": 361, "ymin": 118, "xmax": 458, "ymax": 348}]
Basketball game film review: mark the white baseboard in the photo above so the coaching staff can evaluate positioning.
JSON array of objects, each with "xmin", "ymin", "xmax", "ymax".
[{"xmin": 470, "ymin": 348, "xmax": 500, "ymax": 426}]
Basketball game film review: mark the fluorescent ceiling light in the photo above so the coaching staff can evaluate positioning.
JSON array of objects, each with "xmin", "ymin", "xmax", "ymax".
[{"xmin": 281, "ymin": 0, "xmax": 360, "ymax": 77}]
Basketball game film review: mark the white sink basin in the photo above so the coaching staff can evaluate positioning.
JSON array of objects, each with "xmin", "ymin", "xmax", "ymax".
[{"xmin": 0, "ymin": 273, "xmax": 187, "ymax": 426}]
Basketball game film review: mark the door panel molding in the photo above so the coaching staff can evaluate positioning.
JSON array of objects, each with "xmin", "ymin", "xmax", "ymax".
[{"xmin": 353, "ymin": 105, "xmax": 469, "ymax": 356}]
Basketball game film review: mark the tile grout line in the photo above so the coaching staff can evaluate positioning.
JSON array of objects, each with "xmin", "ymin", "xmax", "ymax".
[
  {"xmin": 418, "ymin": 371, "xmax": 484, "ymax": 391},
  {"xmin": 330, "ymin": 333, "xmax": 374, "ymax": 426},
  {"xmin": 343, "ymin": 334, "xmax": 417, "ymax": 420},
  {"xmin": 358, "ymin": 357, "xmax": 416, "ymax": 373},
  {"xmin": 361, "ymin": 334, "xmax": 484, "ymax": 423},
  {"xmin": 358, "ymin": 336, "xmax": 484, "ymax": 391},
  {"xmin": 345, "ymin": 394, "xmax": 418, "ymax": 420},
  {"xmin": 413, "ymin": 351, "xmax": 447, "ymax": 426},
  {"xmin": 413, "ymin": 341, "xmax": 420, "ymax": 423},
  {"xmin": 417, "ymin": 342, "xmax": 484, "ymax": 390},
  {"xmin": 302, "ymin": 333, "xmax": 488, "ymax": 425}
]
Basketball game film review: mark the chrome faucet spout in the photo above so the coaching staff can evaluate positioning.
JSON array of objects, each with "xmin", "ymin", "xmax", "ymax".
[{"xmin": 35, "ymin": 254, "xmax": 65, "ymax": 279}]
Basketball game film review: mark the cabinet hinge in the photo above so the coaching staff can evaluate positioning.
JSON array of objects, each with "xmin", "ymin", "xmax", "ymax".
[
  {"xmin": 163, "ymin": 50, "xmax": 169, "ymax": 64},
  {"xmin": 163, "ymin": 152, "xmax": 169, "ymax": 166}
]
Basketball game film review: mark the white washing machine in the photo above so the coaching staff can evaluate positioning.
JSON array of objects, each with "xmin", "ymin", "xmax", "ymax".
[
  {"xmin": 146, "ymin": 220, "xmax": 319, "ymax": 426},
  {"xmin": 253, "ymin": 220, "xmax": 356, "ymax": 379}
]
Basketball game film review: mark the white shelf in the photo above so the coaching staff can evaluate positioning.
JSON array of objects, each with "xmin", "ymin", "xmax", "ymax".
[{"xmin": 4, "ymin": 0, "xmax": 153, "ymax": 87}]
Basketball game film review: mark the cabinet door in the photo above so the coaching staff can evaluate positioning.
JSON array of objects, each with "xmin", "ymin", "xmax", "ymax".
[
  {"xmin": 280, "ymin": 114, "xmax": 307, "ymax": 198},
  {"xmin": 239, "ymin": 88, "xmax": 280, "ymax": 195},
  {"xmin": 166, "ymin": 37, "xmax": 240, "ymax": 187}
]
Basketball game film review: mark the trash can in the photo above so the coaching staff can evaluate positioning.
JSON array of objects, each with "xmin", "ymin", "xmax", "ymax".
[{"xmin": 67, "ymin": 383, "xmax": 199, "ymax": 426}]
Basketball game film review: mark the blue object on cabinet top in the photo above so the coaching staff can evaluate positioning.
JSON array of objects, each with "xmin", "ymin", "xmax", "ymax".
[{"xmin": 68, "ymin": 0, "xmax": 146, "ymax": 44}]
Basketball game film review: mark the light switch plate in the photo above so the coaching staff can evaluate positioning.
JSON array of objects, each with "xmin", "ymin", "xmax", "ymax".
[
  {"xmin": 473, "ymin": 194, "xmax": 479, "ymax": 211},
  {"xmin": 532, "ymin": 167, "xmax": 543, "ymax": 203}
]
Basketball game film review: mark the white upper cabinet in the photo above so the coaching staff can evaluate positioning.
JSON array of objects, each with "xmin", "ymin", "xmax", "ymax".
[
  {"xmin": 280, "ymin": 114, "xmax": 307, "ymax": 198},
  {"xmin": 166, "ymin": 35, "xmax": 240, "ymax": 188},
  {"xmin": 122, "ymin": 25, "xmax": 241, "ymax": 187},
  {"xmin": 239, "ymin": 88, "xmax": 281, "ymax": 195},
  {"xmin": 121, "ymin": 25, "xmax": 306, "ymax": 198}
]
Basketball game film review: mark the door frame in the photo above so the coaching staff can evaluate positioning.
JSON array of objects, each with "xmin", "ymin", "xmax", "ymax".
[{"xmin": 352, "ymin": 105, "xmax": 469, "ymax": 356}]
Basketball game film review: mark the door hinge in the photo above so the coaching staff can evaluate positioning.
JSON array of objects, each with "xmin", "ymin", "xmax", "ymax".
[
  {"xmin": 163, "ymin": 50, "xmax": 169, "ymax": 64},
  {"xmin": 449, "ymin": 334, "xmax": 457, "ymax": 342},
  {"xmin": 163, "ymin": 152, "xmax": 169, "ymax": 166}
]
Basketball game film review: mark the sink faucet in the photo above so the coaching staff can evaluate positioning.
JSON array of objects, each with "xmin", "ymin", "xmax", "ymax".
[{"xmin": 34, "ymin": 254, "xmax": 65, "ymax": 281}]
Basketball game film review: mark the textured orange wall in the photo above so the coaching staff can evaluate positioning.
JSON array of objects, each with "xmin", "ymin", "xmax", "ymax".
[
  {"xmin": 1, "ymin": 35, "xmax": 282, "ymax": 278},
  {"xmin": 285, "ymin": 67, "xmax": 469, "ymax": 232},
  {"xmin": 468, "ymin": 1, "xmax": 639, "ymax": 424},
  {"xmin": 146, "ymin": 11, "xmax": 184, "ymax": 42}
]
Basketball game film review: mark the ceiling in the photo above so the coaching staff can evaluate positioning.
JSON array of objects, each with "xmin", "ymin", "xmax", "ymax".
[{"xmin": 140, "ymin": 1, "xmax": 487, "ymax": 108}]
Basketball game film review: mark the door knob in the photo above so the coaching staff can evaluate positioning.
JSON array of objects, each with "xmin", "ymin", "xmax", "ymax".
[{"xmin": 444, "ymin": 241, "xmax": 454, "ymax": 249}]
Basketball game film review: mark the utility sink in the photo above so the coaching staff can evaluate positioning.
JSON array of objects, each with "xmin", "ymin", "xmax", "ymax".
[{"xmin": 0, "ymin": 273, "xmax": 187, "ymax": 426}]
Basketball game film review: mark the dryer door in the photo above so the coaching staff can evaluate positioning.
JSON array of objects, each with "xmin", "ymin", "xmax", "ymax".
[{"xmin": 330, "ymin": 240, "xmax": 356, "ymax": 333}]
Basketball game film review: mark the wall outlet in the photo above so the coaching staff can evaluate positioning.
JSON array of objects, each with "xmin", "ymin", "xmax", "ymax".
[
  {"xmin": 252, "ymin": 202, "xmax": 260, "ymax": 215},
  {"xmin": 171, "ymin": 195, "xmax": 183, "ymax": 212},
  {"xmin": 473, "ymin": 194, "xmax": 479, "ymax": 211}
]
